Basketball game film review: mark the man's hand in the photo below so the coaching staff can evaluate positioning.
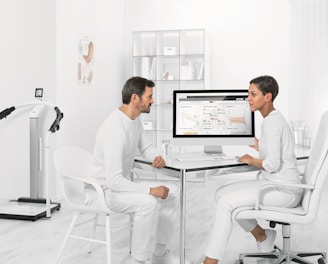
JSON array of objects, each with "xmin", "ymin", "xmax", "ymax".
[
  {"xmin": 150, "ymin": 186, "xmax": 169, "ymax": 199},
  {"xmin": 152, "ymin": 156, "xmax": 165, "ymax": 169}
]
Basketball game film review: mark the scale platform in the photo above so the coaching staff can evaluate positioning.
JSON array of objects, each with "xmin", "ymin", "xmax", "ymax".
[{"xmin": 0, "ymin": 198, "xmax": 60, "ymax": 221}]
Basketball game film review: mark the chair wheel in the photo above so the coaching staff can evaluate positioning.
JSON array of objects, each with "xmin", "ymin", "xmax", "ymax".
[
  {"xmin": 235, "ymin": 260, "xmax": 243, "ymax": 264},
  {"xmin": 318, "ymin": 257, "xmax": 326, "ymax": 264}
]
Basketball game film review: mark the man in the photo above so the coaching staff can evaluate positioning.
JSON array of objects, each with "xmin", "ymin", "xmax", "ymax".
[{"xmin": 87, "ymin": 76, "xmax": 181, "ymax": 264}]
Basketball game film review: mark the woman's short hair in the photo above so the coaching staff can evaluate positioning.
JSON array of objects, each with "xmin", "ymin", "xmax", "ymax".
[{"xmin": 250, "ymin": 75, "xmax": 279, "ymax": 102}]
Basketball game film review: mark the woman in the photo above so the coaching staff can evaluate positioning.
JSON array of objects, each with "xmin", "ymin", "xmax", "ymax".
[{"xmin": 202, "ymin": 75, "xmax": 303, "ymax": 264}]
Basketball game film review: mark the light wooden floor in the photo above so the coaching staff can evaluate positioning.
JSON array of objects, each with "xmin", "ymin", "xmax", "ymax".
[{"xmin": 0, "ymin": 171, "xmax": 327, "ymax": 264}]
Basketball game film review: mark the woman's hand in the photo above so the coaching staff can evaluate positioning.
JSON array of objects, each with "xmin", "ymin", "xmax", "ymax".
[
  {"xmin": 238, "ymin": 154, "xmax": 263, "ymax": 169},
  {"xmin": 238, "ymin": 154, "xmax": 254, "ymax": 164}
]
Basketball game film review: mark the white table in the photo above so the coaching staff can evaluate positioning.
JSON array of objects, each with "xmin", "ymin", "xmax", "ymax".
[{"xmin": 133, "ymin": 146, "xmax": 310, "ymax": 264}]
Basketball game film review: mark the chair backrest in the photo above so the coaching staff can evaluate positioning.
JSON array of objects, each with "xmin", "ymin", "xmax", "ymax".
[
  {"xmin": 54, "ymin": 146, "xmax": 93, "ymax": 207},
  {"xmin": 300, "ymin": 111, "xmax": 328, "ymax": 216}
]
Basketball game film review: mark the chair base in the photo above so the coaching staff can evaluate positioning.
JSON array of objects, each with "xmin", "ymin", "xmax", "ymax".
[{"xmin": 236, "ymin": 247, "xmax": 327, "ymax": 264}]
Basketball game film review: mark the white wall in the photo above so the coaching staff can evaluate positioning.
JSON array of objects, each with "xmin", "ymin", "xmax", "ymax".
[
  {"xmin": 124, "ymin": 0, "xmax": 291, "ymax": 135},
  {"xmin": 289, "ymin": 0, "xmax": 328, "ymax": 139},
  {"xmin": 1, "ymin": 0, "xmax": 327, "ymax": 200},
  {"xmin": 0, "ymin": 0, "xmax": 292, "ymax": 199},
  {"xmin": 0, "ymin": 0, "xmax": 125, "ymax": 200},
  {"xmin": 56, "ymin": 0, "xmax": 125, "ymax": 152},
  {"xmin": 0, "ymin": 0, "xmax": 56, "ymax": 199},
  {"xmin": 54, "ymin": 0, "xmax": 125, "ymax": 200}
]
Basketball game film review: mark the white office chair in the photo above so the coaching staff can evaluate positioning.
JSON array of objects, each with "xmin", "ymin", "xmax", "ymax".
[
  {"xmin": 233, "ymin": 111, "xmax": 328, "ymax": 264},
  {"xmin": 54, "ymin": 146, "xmax": 112, "ymax": 264}
]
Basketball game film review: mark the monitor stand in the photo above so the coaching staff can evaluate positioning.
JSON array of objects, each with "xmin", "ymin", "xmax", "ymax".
[{"xmin": 203, "ymin": 145, "xmax": 226, "ymax": 156}]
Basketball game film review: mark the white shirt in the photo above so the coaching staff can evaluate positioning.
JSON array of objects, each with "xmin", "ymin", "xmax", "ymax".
[
  {"xmin": 259, "ymin": 110, "xmax": 301, "ymax": 183},
  {"xmin": 88, "ymin": 109, "xmax": 159, "ymax": 193}
]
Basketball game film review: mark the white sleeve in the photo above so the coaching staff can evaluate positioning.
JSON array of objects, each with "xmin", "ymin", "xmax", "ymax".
[
  {"xmin": 103, "ymin": 127, "xmax": 149, "ymax": 194},
  {"xmin": 261, "ymin": 120, "xmax": 281, "ymax": 173}
]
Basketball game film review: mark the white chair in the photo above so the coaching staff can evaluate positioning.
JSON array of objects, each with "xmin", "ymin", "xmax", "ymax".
[
  {"xmin": 54, "ymin": 146, "xmax": 112, "ymax": 264},
  {"xmin": 233, "ymin": 111, "xmax": 328, "ymax": 264}
]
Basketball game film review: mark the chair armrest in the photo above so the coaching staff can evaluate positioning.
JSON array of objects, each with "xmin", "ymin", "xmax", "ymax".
[
  {"xmin": 256, "ymin": 171, "xmax": 261, "ymax": 180},
  {"xmin": 255, "ymin": 181, "xmax": 315, "ymax": 209},
  {"xmin": 59, "ymin": 173, "xmax": 109, "ymax": 212},
  {"xmin": 61, "ymin": 174, "xmax": 105, "ymax": 195}
]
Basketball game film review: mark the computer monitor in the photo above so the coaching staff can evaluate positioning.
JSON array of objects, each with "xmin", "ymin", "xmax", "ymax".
[{"xmin": 172, "ymin": 89, "xmax": 255, "ymax": 155}]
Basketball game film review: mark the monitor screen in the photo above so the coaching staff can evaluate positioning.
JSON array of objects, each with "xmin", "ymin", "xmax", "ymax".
[{"xmin": 172, "ymin": 89, "xmax": 255, "ymax": 151}]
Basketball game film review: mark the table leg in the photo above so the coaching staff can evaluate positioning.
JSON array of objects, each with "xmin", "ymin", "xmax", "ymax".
[{"xmin": 180, "ymin": 169, "xmax": 186, "ymax": 264}]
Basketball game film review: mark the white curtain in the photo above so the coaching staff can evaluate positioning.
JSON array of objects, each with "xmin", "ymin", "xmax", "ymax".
[{"xmin": 289, "ymin": 0, "xmax": 328, "ymax": 139}]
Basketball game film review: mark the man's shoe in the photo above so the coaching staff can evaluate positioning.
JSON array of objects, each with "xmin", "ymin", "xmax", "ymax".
[
  {"xmin": 257, "ymin": 229, "xmax": 277, "ymax": 252},
  {"xmin": 152, "ymin": 250, "xmax": 192, "ymax": 264},
  {"xmin": 127, "ymin": 255, "xmax": 150, "ymax": 264}
]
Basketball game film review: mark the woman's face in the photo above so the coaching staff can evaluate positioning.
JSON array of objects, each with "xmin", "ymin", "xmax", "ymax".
[{"xmin": 247, "ymin": 83, "xmax": 266, "ymax": 112}]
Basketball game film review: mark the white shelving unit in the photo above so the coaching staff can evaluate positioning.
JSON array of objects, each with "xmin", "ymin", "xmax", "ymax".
[{"xmin": 132, "ymin": 29, "xmax": 205, "ymax": 155}]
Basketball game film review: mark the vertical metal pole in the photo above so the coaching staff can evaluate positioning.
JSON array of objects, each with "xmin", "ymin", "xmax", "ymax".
[
  {"xmin": 45, "ymin": 132, "xmax": 51, "ymax": 217},
  {"xmin": 180, "ymin": 169, "xmax": 186, "ymax": 264},
  {"xmin": 29, "ymin": 108, "xmax": 39, "ymax": 198},
  {"xmin": 29, "ymin": 105, "xmax": 45, "ymax": 198}
]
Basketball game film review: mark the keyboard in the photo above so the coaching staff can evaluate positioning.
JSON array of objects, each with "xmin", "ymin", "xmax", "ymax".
[{"xmin": 177, "ymin": 155, "xmax": 236, "ymax": 162}]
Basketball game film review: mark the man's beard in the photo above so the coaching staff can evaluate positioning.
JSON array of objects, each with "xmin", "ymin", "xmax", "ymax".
[
  {"xmin": 141, "ymin": 108, "xmax": 150, "ymax": 113},
  {"xmin": 140, "ymin": 104, "xmax": 151, "ymax": 113}
]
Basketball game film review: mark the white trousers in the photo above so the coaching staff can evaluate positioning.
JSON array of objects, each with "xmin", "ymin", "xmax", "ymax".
[
  {"xmin": 86, "ymin": 182, "xmax": 179, "ymax": 261},
  {"xmin": 205, "ymin": 179, "xmax": 303, "ymax": 260}
]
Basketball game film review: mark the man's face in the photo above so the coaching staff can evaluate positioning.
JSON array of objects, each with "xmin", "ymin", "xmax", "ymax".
[{"xmin": 138, "ymin": 86, "xmax": 154, "ymax": 113}]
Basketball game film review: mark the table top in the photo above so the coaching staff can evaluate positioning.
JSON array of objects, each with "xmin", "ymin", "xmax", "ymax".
[{"xmin": 134, "ymin": 145, "xmax": 311, "ymax": 173}]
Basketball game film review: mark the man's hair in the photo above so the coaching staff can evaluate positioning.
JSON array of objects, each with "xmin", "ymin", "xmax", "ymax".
[
  {"xmin": 250, "ymin": 75, "xmax": 279, "ymax": 102},
  {"xmin": 122, "ymin": 76, "xmax": 155, "ymax": 104}
]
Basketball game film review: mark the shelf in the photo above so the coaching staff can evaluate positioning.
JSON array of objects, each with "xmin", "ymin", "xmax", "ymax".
[{"xmin": 133, "ymin": 29, "xmax": 205, "ymax": 152}]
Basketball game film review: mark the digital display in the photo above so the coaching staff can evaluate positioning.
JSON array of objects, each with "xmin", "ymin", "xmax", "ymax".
[
  {"xmin": 35, "ymin": 88, "xmax": 43, "ymax": 98},
  {"xmin": 173, "ymin": 90, "xmax": 254, "ymax": 138}
]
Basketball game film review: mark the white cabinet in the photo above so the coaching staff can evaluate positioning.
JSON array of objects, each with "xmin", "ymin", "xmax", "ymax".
[{"xmin": 132, "ymin": 29, "xmax": 205, "ymax": 154}]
